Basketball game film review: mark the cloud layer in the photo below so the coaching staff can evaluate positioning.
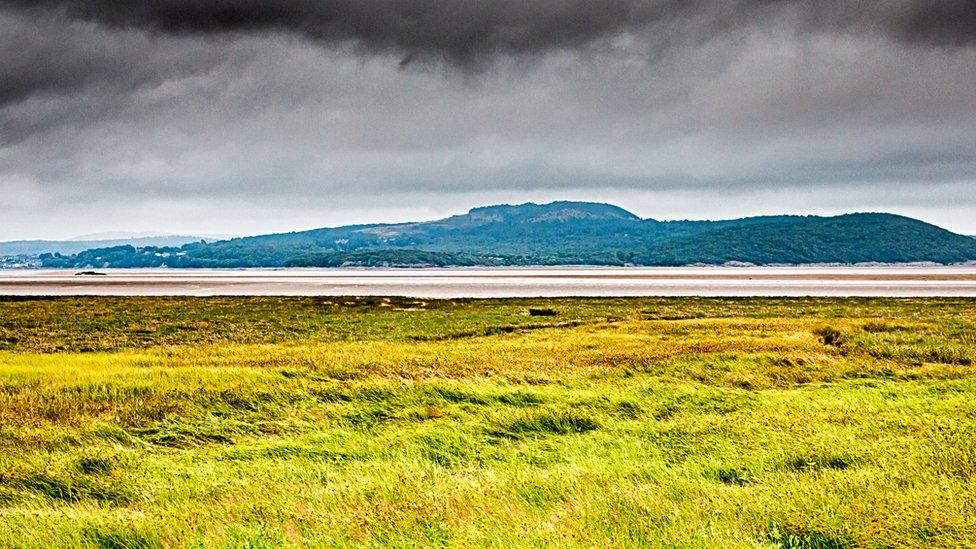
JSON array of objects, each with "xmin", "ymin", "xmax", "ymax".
[{"xmin": 1, "ymin": 1, "xmax": 974, "ymax": 238}]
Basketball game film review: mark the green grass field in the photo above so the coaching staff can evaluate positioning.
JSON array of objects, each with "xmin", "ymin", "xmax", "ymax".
[{"xmin": 1, "ymin": 297, "xmax": 974, "ymax": 547}]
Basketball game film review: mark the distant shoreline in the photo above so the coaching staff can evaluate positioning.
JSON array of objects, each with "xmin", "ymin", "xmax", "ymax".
[{"xmin": 3, "ymin": 260, "xmax": 976, "ymax": 272}]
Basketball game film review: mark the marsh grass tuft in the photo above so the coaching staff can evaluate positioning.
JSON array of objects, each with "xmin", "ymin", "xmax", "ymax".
[
  {"xmin": 862, "ymin": 320, "xmax": 896, "ymax": 333},
  {"xmin": 496, "ymin": 390, "xmax": 545, "ymax": 407},
  {"xmin": 423, "ymin": 404, "xmax": 444, "ymax": 418},
  {"xmin": 710, "ymin": 466, "xmax": 754, "ymax": 485},
  {"xmin": 785, "ymin": 454, "xmax": 857, "ymax": 472},
  {"xmin": 491, "ymin": 409, "xmax": 600, "ymax": 438},
  {"xmin": 766, "ymin": 526, "xmax": 854, "ymax": 549},
  {"xmin": 84, "ymin": 525, "xmax": 161, "ymax": 549},
  {"xmin": 5, "ymin": 468, "xmax": 134, "ymax": 504}
]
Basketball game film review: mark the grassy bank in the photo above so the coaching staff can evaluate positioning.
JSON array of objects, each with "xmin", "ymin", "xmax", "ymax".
[{"xmin": 1, "ymin": 297, "xmax": 974, "ymax": 547}]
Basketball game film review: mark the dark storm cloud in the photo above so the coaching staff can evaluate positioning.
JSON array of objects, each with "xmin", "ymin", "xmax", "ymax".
[
  {"xmin": 1, "ymin": 0, "xmax": 973, "ymax": 111},
  {"xmin": 4, "ymin": 0, "xmax": 688, "ymax": 67},
  {"xmin": 0, "ymin": 15, "xmax": 223, "ymax": 104},
  {"xmin": 182, "ymin": 0, "xmax": 965, "ymax": 50},
  {"xmin": 782, "ymin": 0, "xmax": 976, "ymax": 47},
  {"xmin": 5, "ymin": 1, "xmax": 976, "ymax": 62},
  {"xmin": 1, "ymin": 0, "xmax": 974, "ymax": 110}
]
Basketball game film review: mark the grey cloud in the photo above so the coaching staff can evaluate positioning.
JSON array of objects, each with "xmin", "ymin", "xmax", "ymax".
[
  {"xmin": 1, "ymin": 1, "xmax": 975, "ymax": 239},
  {"xmin": 0, "ymin": 10, "xmax": 239, "ymax": 144},
  {"xmin": 5, "ymin": 28, "xmax": 973, "ymax": 190}
]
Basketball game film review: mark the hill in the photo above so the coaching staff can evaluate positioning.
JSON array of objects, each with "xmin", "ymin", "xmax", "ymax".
[
  {"xmin": 37, "ymin": 202, "xmax": 976, "ymax": 268},
  {"xmin": 0, "ymin": 235, "xmax": 220, "ymax": 257}
]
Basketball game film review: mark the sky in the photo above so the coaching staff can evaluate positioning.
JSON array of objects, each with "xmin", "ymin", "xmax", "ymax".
[{"xmin": 1, "ymin": 0, "xmax": 975, "ymax": 240}]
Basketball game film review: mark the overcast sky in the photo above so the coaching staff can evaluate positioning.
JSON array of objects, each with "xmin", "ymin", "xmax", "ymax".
[{"xmin": 2, "ymin": 0, "xmax": 975, "ymax": 239}]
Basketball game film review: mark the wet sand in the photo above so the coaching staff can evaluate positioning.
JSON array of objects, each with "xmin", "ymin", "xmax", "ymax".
[{"xmin": 2, "ymin": 267, "xmax": 976, "ymax": 297}]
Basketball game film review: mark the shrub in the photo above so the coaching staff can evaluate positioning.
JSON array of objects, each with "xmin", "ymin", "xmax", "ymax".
[{"xmin": 812, "ymin": 326, "xmax": 845, "ymax": 346}]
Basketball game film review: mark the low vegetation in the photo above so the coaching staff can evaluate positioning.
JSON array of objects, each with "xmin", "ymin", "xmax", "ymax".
[{"xmin": 0, "ymin": 297, "xmax": 974, "ymax": 547}]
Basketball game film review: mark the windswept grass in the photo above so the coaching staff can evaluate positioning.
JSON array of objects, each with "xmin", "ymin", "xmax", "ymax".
[{"xmin": 0, "ymin": 297, "xmax": 974, "ymax": 547}]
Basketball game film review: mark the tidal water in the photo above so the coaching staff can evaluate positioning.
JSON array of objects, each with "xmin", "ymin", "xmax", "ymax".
[{"xmin": 2, "ymin": 266, "xmax": 976, "ymax": 297}]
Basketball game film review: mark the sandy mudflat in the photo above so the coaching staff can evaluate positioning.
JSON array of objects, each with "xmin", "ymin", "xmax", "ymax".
[{"xmin": 2, "ymin": 266, "xmax": 976, "ymax": 297}]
